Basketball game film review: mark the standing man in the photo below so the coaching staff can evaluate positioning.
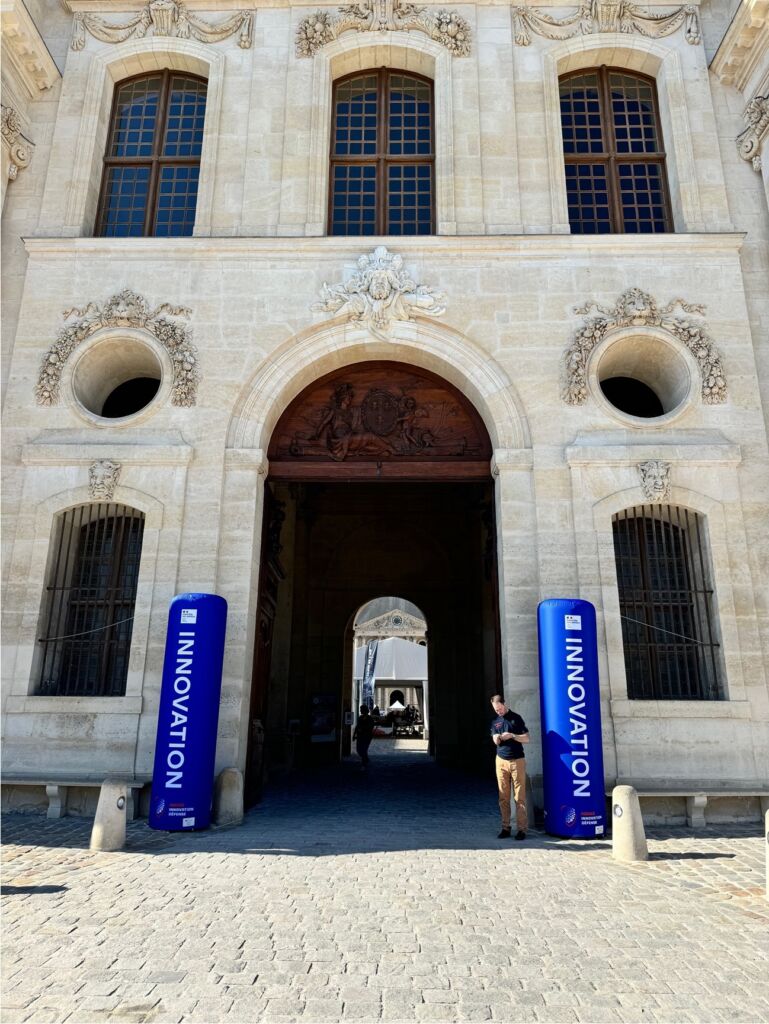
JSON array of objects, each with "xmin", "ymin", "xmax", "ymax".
[
  {"xmin": 353, "ymin": 704, "xmax": 375, "ymax": 770},
  {"xmin": 490, "ymin": 694, "xmax": 530, "ymax": 840}
]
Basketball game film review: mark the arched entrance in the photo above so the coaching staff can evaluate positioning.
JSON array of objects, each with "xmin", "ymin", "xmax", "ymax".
[{"xmin": 244, "ymin": 360, "xmax": 501, "ymax": 802}]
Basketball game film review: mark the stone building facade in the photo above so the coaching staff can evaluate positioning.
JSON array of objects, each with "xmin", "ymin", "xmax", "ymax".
[{"xmin": 2, "ymin": 0, "xmax": 768, "ymax": 821}]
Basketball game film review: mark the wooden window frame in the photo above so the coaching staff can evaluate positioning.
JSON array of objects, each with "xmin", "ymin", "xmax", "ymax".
[
  {"xmin": 560, "ymin": 66, "xmax": 673, "ymax": 234},
  {"xmin": 328, "ymin": 67, "xmax": 435, "ymax": 236},
  {"xmin": 95, "ymin": 69, "xmax": 207, "ymax": 238}
]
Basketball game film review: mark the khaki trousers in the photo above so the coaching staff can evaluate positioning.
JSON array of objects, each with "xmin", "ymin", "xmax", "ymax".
[{"xmin": 495, "ymin": 756, "xmax": 527, "ymax": 832}]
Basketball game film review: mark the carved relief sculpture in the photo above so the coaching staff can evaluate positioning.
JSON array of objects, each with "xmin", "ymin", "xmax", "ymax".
[
  {"xmin": 89, "ymin": 460, "xmax": 122, "ymax": 500},
  {"xmin": 296, "ymin": 0, "xmax": 471, "ymax": 57},
  {"xmin": 737, "ymin": 95, "xmax": 769, "ymax": 172},
  {"xmin": 512, "ymin": 1, "xmax": 700, "ymax": 46},
  {"xmin": 1, "ymin": 105, "xmax": 32, "ymax": 180},
  {"xmin": 313, "ymin": 247, "xmax": 445, "ymax": 340},
  {"xmin": 562, "ymin": 288, "xmax": 726, "ymax": 406},
  {"xmin": 638, "ymin": 460, "xmax": 671, "ymax": 502},
  {"xmin": 269, "ymin": 364, "xmax": 491, "ymax": 467},
  {"xmin": 36, "ymin": 289, "xmax": 199, "ymax": 407},
  {"xmin": 71, "ymin": 0, "xmax": 253, "ymax": 50}
]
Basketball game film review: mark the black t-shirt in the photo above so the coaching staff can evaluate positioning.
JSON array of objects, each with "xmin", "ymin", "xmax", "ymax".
[
  {"xmin": 355, "ymin": 716, "xmax": 375, "ymax": 743},
  {"xmin": 490, "ymin": 710, "xmax": 528, "ymax": 760}
]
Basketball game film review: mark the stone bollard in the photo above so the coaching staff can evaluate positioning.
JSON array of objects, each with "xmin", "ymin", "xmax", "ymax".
[
  {"xmin": 90, "ymin": 779, "xmax": 128, "ymax": 852},
  {"xmin": 213, "ymin": 767, "xmax": 244, "ymax": 827},
  {"xmin": 611, "ymin": 785, "xmax": 648, "ymax": 862}
]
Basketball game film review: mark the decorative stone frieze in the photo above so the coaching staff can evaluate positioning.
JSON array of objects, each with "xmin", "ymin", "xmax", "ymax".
[
  {"xmin": 312, "ymin": 247, "xmax": 446, "ymax": 341},
  {"xmin": 71, "ymin": 0, "xmax": 253, "ymax": 50},
  {"xmin": 296, "ymin": 0, "xmax": 471, "ymax": 57},
  {"xmin": 1, "ymin": 105, "xmax": 32, "ymax": 180},
  {"xmin": 511, "ymin": 1, "xmax": 701, "ymax": 46},
  {"xmin": 736, "ymin": 95, "xmax": 769, "ymax": 172},
  {"xmin": 89, "ymin": 460, "xmax": 122, "ymax": 500},
  {"xmin": 36, "ymin": 289, "xmax": 199, "ymax": 408},
  {"xmin": 638, "ymin": 460, "xmax": 671, "ymax": 502},
  {"xmin": 562, "ymin": 288, "xmax": 726, "ymax": 407}
]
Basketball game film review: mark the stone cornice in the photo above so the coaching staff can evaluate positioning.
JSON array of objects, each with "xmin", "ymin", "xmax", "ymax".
[
  {"xmin": 710, "ymin": 0, "xmax": 769, "ymax": 91},
  {"xmin": 0, "ymin": 0, "xmax": 61, "ymax": 97},
  {"xmin": 21, "ymin": 440, "xmax": 194, "ymax": 466},
  {"xmin": 23, "ymin": 233, "xmax": 746, "ymax": 260},
  {"xmin": 565, "ymin": 430, "xmax": 741, "ymax": 466}
]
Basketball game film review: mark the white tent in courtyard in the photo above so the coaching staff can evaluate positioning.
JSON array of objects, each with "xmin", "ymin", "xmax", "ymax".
[{"xmin": 353, "ymin": 636, "xmax": 427, "ymax": 682}]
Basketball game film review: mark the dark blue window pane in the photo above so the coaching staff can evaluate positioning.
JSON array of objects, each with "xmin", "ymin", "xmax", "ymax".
[
  {"xmin": 565, "ymin": 163, "xmax": 611, "ymax": 234},
  {"xmin": 154, "ymin": 165, "xmax": 200, "ymax": 237},
  {"xmin": 332, "ymin": 76, "xmax": 378, "ymax": 156},
  {"xmin": 559, "ymin": 74, "xmax": 603, "ymax": 155},
  {"xmin": 618, "ymin": 163, "xmax": 667, "ymax": 233},
  {"xmin": 388, "ymin": 75, "xmax": 432, "ymax": 156},
  {"xmin": 163, "ymin": 76, "xmax": 207, "ymax": 157},
  {"xmin": 387, "ymin": 164, "xmax": 432, "ymax": 235},
  {"xmin": 330, "ymin": 164, "xmax": 377, "ymax": 235},
  {"xmin": 110, "ymin": 77, "xmax": 161, "ymax": 158},
  {"xmin": 101, "ymin": 166, "xmax": 150, "ymax": 237},
  {"xmin": 610, "ymin": 73, "xmax": 660, "ymax": 154}
]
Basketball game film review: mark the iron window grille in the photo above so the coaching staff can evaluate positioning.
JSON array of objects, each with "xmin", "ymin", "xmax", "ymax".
[
  {"xmin": 329, "ymin": 69, "xmax": 435, "ymax": 236},
  {"xmin": 37, "ymin": 505, "xmax": 145, "ymax": 697},
  {"xmin": 559, "ymin": 67, "xmax": 672, "ymax": 234},
  {"xmin": 612, "ymin": 506, "xmax": 722, "ymax": 700},
  {"xmin": 96, "ymin": 71, "xmax": 207, "ymax": 237}
]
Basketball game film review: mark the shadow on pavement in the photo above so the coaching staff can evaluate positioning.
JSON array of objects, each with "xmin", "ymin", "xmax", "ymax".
[
  {"xmin": 1, "ymin": 884, "xmax": 69, "ymax": 895},
  {"xmin": 1, "ymin": 752, "xmax": 763, "ymax": 859}
]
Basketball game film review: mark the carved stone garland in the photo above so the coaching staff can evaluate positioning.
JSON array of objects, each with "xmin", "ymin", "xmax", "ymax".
[
  {"xmin": 1, "ymin": 105, "xmax": 33, "ymax": 180},
  {"xmin": 89, "ymin": 460, "xmax": 122, "ymax": 500},
  {"xmin": 736, "ymin": 95, "xmax": 769, "ymax": 172},
  {"xmin": 71, "ymin": 0, "xmax": 253, "ymax": 50},
  {"xmin": 638, "ymin": 460, "xmax": 671, "ymax": 502},
  {"xmin": 36, "ymin": 289, "xmax": 199, "ymax": 408},
  {"xmin": 512, "ymin": 1, "xmax": 700, "ymax": 46},
  {"xmin": 562, "ymin": 288, "xmax": 726, "ymax": 407},
  {"xmin": 312, "ymin": 246, "xmax": 446, "ymax": 341},
  {"xmin": 296, "ymin": 0, "xmax": 471, "ymax": 57}
]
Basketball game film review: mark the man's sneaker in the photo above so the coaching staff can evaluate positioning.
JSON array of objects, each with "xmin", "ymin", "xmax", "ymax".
[
  {"xmin": 497, "ymin": 828, "xmax": 511, "ymax": 839},
  {"xmin": 515, "ymin": 830, "xmax": 526, "ymax": 841}
]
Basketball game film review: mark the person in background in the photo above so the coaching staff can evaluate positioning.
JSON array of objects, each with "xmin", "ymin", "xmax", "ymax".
[
  {"xmin": 353, "ymin": 704, "xmax": 375, "ymax": 770},
  {"xmin": 490, "ymin": 693, "xmax": 530, "ymax": 840}
]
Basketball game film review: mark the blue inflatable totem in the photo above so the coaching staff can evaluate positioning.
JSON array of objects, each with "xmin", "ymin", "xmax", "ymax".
[
  {"xmin": 149, "ymin": 593, "xmax": 228, "ymax": 831},
  {"xmin": 537, "ymin": 599, "xmax": 606, "ymax": 839}
]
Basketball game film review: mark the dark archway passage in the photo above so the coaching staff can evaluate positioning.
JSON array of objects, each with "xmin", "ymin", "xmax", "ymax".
[{"xmin": 245, "ymin": 363, "xmax": 500, "ymax": 803}]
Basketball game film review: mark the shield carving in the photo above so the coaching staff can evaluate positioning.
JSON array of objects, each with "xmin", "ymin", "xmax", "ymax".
[{"xmin": 361, "ymin": 389, "xmax": 398, "ymax": 436}]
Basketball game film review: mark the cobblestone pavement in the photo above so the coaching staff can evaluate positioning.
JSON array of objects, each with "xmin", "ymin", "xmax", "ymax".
[{"xmin": 2, "ymin": 746, "xmax": 768, "ymax": 1024}]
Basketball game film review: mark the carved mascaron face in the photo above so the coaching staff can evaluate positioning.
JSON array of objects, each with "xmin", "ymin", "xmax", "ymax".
[{"xmin": 368, "ymin": 270, "xmax": 393, "ymax": 301}]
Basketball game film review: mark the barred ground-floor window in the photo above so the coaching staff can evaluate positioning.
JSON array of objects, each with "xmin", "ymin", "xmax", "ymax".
[
  {"xmin": 612, "ymin": 505, "xmax": 722, "ymax": 700},
  {"xmin": 37, "ymin": 504, "xmax": 145, "ymax": 697}
]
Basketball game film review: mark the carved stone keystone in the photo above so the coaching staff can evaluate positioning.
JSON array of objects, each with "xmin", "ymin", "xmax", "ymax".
[
  {"xmin": 638, "ymin": 460, "xmax": 671, "ymax": 502},
  {"xmin": 313, "ymin": 247, "xmax": 445, "ymax": 340},
  {"xmin": 296, "ymin": 0, "xmax": 471, "ymax": 57},
  {"xmin": 89, "ymin": 461, "xmax": 122, "ymax": 501}
]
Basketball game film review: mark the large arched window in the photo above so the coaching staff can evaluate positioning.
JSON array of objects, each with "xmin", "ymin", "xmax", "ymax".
[
  {"xmin": 559, "ymin": 68, "xmax": 671, "ymax": 234},
  {"xmin": 612, "ymin": 506, "xmax": 721, "ymax": 700},
  {"xmin": 96, "ymin": 71, "xmax": 207, "ymax": 237},
  {"xmin": 37, "ymin": 505, "xmax": 145, "ymax": 696},
  {"xmin": 329, "ymin": 69, "xmax": 434, "ymax": 235}
]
